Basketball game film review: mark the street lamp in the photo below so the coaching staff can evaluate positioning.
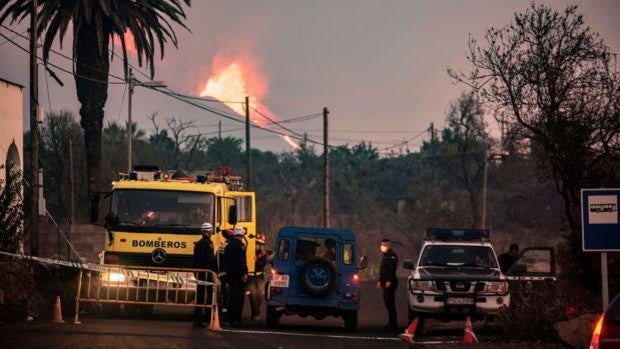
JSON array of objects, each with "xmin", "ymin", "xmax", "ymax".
[
  {"xmin": 127, "ymin": 68, "xmax": 167, "ymax": 172},
  {"xmin": 481, "ymin": 149, "xmax": 509, "ymax": 229}
]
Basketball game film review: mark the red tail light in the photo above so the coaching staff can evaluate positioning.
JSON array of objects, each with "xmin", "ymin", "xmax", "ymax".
[
  {"xmin": 352, "ymin": 274, "xmax": 359, "ymax": 282},
  {"xmin": 589, "ymin": 314, "xmax": 604, "ymax": 349}
]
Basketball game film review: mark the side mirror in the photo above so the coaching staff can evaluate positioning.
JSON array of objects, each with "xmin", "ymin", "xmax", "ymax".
[
  {"xmin": 228, "ymin": 204, "xmax": 238, "ymax": 225},
  {"xmin": 89, "ymin": 192, "xmax": 101, "ymax": 223},
  {"xmin": 507, "ymin": 263, "xmax": 527, "ymax": 276},
  {"xmin": 358, "ymin": 255, "xmax": 368, "ymax": 269},
  {"xmin": 403, "ymin": 260, "xmax": 415, "ymax": 270},
  {"xmin": 104, "ymin": 212, "xmax": 119, "ymax": 230}
]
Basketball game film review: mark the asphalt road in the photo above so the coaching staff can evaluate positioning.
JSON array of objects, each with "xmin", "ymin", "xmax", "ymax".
[{"xmin": 0, "ymin": 280, "xmax": 561, "ymax": 349}]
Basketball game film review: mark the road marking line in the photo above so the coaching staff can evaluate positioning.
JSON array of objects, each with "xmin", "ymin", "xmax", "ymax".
[{"xmin": 219, "ymin": 328, "xmax": 458, "ymax": 344}]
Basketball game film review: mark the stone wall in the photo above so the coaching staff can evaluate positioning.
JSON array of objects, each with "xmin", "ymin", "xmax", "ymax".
[{"xmin": 38, "ymin": 221, "xmax": 104, "ymax": 263}]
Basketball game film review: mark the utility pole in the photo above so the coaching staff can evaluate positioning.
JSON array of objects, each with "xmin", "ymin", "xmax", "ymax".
[
  {"xmin": 245, "ymin": 96, "xmax": 251, "ymax": 190},
  {"xmin": 68, "ymin": 139, "xmax": 75, "ymax": 259},
  {"xmin": 429, "ymin": 122, "xmax": 436, "ymax": 143},
  {"xmin": 29, "ymin": 0, "xmax": 40, "ymax": 256},
  {"xmin": 323, "ymin": 107, "xmax": 330, "ymax": 228},
  {"xmin": 127, "ymin": 68, "xmax": 134, "ymax": 172},
  {"xmin": 69, "ymin": 139, "xmax": 75, "ymax": 223},
  {"xmin": 481, "ymin": 148, "xmax": 488, "ymax": 229},
  {"xmin": 218, "ymin": 120, "xmax": 222, "ymax": 140}
]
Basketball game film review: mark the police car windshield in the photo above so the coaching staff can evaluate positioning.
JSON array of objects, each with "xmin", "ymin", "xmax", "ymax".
[
  {"xmin": 420, "ymin": 245, "xmax": 498, "ymax": 269},
  {"xmin": 111, "ymin": 189, "xmax": 214, "ymax": 230}
]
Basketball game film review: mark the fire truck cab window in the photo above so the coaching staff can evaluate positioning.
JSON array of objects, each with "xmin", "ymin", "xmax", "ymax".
[
  {"xmin": 235, "ymin": 196, "xmax": 253, "ymax": 222},
  {"xmin": 111, "ymin": 190, "xmax": 214, "ymax": 228}
]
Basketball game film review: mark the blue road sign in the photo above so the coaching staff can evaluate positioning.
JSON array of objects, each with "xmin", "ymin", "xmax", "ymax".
[{"xmin": 581, "ymin": 188, "xmax": 620, "ymax": 251}]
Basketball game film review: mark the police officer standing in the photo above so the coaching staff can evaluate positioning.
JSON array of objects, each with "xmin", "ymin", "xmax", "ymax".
[
  {"xmin": 377, "ymin": 238, "xmax": 398, "ymax": 331},
  {"xmin": 192, "ymin": 222, "xmax": 216, "ymax": 328},
  {"xmin": 224, "ymin": 226, "xmax": 248, "ymax": 326},
  {"xmin": 247, "ymin": 233, "xmax": 272, "ymax": 321}
]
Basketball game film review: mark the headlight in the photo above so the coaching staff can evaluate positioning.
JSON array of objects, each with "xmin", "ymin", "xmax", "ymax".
[
  {"xmin": 483, "ymin": 281, "xmax": 508, "ymax": 293},
  {"xmin": 103, "ymin": 272, "xmax": 126, "ymax": 283},
  {"xmin": 411, "ymin": 280, "xmax": 436, "ymax": 291}
]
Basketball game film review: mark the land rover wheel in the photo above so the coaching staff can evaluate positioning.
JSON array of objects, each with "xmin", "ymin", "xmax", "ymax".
[
  {"xmin": 266, "ymin": 305, "xmax": 280, "ymax": 329},
  {"xmin": 299, "ymin": 257, "xmax": 337, "ymax": 296},
  {"xmin": 343, "ymin": 310, "xmax": 358, "ymax": 332}
]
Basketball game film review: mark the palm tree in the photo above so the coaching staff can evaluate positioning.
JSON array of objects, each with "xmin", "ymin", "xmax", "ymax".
[{"xmin": 0, "ymin": 0, "xmax": 191, "ymax": 210}]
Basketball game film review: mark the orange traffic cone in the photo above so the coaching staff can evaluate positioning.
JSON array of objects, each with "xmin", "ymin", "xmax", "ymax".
[
  {"xmin": 463, "ymin": 316, "xmax": 478, "ymax": 343},
  {"xmin": 398, "ymin": 317, "xmax": 419, "ymax": 344},
  {"xmin": 53, "ymin": 296, "xmax": 64, "ymax": 323},
  {"xmin": 209, "ymin": 305, "xmax": 221, "ymax": 331}
]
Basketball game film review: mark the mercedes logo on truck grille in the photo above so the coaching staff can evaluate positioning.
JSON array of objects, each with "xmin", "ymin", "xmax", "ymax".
[{"xmin": 151, "ymin": 248, "xmax": 167, "ymax": 264}]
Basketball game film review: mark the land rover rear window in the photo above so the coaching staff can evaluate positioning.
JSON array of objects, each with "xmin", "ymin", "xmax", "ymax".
[
  {"xmin": 343, "ymin": 244, "xmax": 353, "ymax": 265},
  {"xmin": 277, "ymin": 239, "xmax": 290, "ymax": 261},
  {"xmin": 295, "ymin": 236, "xmax": 337, "ymax": 262}
]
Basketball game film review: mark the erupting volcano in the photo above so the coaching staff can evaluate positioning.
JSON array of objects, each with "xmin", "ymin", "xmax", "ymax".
[{"xmin": 197, "ymin": 54, "xmax": 300, "ymax": 149}]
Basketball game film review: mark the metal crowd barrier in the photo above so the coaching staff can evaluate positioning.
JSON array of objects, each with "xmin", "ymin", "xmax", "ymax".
[{"xmin": 73, "ymin": 264, "xmax": 220, "ymax": 325}]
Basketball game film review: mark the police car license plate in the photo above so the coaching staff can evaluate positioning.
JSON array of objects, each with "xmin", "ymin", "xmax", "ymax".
[
  {"xmin": 446, "ymin": 297, "xmax": 475, "ymax": 305},
  {"xmin": 271, "ymin": 274, "xmax": 289, "ymax": 288}
]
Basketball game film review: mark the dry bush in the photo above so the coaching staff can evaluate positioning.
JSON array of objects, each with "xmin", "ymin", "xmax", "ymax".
[
  {"xmin": 0, "ymin": 260, "xmax": 79, "ymax": 321},
  {"xmin": 497, "ymin": 286, "xmax": 564, "ymax": 342}
]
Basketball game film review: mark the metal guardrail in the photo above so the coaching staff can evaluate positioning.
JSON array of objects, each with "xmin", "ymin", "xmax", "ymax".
[{"xmin": 73, "ymin": 264, "xmax": 220, "ymax": 324}]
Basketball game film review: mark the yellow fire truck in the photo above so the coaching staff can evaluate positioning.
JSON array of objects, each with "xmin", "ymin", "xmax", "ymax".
[{"xmin": 92, "ymin": 167, "xmax": 257, "ymax": 314}]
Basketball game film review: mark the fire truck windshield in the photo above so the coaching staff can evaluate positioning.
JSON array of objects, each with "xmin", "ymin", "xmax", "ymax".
[{"xmin": 110, "ymin": 189, "xmax": 214, "ymax": 230}]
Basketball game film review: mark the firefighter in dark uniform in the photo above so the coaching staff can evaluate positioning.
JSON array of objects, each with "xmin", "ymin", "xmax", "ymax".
[
  {"xmin": 192, "ymin": 222, "xmax": 217, "ymax": 328},
  {"xmin": 377, "ymin": 238, "xmax": 398, "ymax": 330},
  {"xmin": 224, "ymin": 226, "xmax": 248, "ymax": 326},
  {"xmin": 246, "ymin": 233, "xmax": 272, "ymax": 321}
]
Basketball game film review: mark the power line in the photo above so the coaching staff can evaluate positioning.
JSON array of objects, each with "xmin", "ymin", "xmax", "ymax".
[
  {"xmin": 251, "ymin": 106, "xmax": 318, "ymax": 144},
  {"xmin": 144, "ymin": 85, "xmax": 334, "ymax": 148},
  {"xmin": 0, "ymin": 28, "xmax": 27, "ymax": 46},
  {"xmin": 0, "ymin": 31, "xmax": 126, "ymax": 85},
  {"xmin": 116, "ymin": 83, "xmax": 128, "ymax": 122},
  {"xmin": 1, "ymin": 25, "xmax": 127, "ymax": 83},
  {"xmin": 377, "ymin": 129, "xmax": 429, "ymax": 152}
]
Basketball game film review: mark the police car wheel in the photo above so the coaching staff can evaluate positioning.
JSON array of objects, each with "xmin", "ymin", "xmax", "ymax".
[
  {"xmin": 407, "ymin": 309, "xmax": 425, "ymax": 335},
  {"xmin": 299, "ymin": 257, "xmax": 337, "ymax": 297}
]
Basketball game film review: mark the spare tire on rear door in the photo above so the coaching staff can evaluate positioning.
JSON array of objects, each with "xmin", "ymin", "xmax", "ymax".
[{"xmin": 299, "ymin": 257, "xmax": 337, "ymax": 296}]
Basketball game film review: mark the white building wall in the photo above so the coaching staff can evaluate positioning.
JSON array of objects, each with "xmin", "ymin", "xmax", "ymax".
[{"xmin": 0, "ymin": 78, "xmax": 24, "ymax": 183}]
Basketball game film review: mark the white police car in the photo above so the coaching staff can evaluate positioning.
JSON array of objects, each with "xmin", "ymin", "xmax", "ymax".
[
  {"xmin": 403, "ymin": 229, "xmax": 556, "ymax": 334},
  {"xmin": 403, "ymin": 229, "xmax": 509, "ymax": 333}
]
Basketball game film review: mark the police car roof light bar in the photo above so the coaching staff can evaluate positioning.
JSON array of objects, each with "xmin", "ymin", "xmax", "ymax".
[{"xmin": 426, "ymin": 228, "xmax": 490, "ymax": 241}]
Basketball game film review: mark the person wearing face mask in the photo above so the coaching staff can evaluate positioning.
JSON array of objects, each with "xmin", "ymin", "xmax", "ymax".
[{"xmin": 377, "ymin": 238, "xmax": 399, "ymax": 331}]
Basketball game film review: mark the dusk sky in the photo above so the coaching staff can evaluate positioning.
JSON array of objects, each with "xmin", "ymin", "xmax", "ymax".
[{"xmin": 1, "ymin": 0, "xmax": 619, "ymax": 153}]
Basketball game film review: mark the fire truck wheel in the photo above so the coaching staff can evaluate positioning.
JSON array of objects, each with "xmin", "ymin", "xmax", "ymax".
[
  {"xmin": 123, "ymin": 304, "xmax": 139, "ymax": 317},
  {"xmin": 299, "ymin": 257, "xmax": 337, "ymax": 297},
  {"xmin": 102, "ymin": 304, "xmax": 120, "ymax": 317},
  {"xmin": 138, "ymin": 304, "xmax": 154, "ymax": 316}
]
